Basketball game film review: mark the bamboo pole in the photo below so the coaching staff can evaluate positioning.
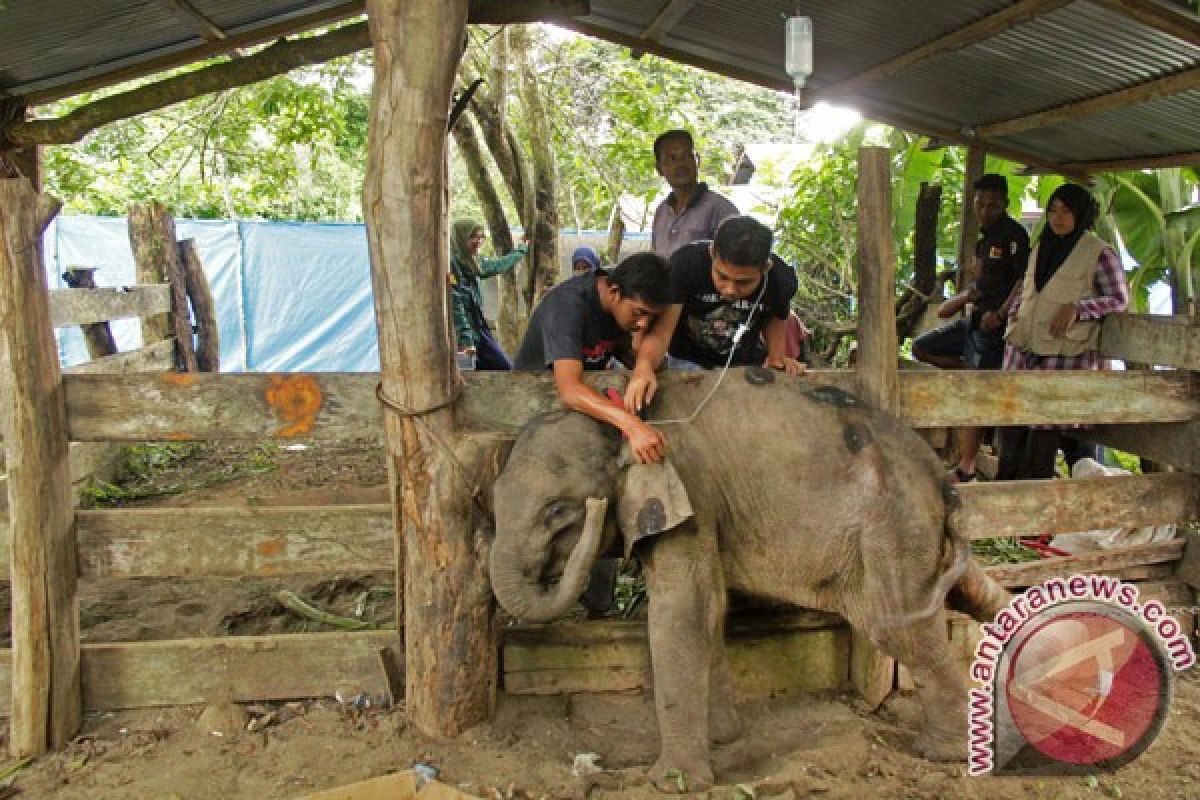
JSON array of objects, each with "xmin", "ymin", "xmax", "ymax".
[
  {"xmin": 0, "ymin": 178, "xmax": 81, "ymax": 755},
  {"xmin": 364, "ymin": 0, "xmax": 497, "ymax": 738}
]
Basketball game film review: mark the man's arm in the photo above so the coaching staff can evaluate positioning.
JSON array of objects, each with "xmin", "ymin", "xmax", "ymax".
[
  {"xmin": 937, "ymin": 287, "xmax": 977, "ymax": 319},
  {"xmin": 762, "ymin": 316, "xmax": 804, "ymax": 374},
  {"xmin": 625, "ymin": 303, "xmax": 683, "ymax": 412},
  {"xmin": 552, "ymin": 359, "xmax": 665, "ymax": 464}
]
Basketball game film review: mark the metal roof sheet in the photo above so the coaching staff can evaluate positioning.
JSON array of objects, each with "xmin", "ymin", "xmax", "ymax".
[{"xmin": 0, "ymin": 0, "xmax": 1197, "ymax": 173}]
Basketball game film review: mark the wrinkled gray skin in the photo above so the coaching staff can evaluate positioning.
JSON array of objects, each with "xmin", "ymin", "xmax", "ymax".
[{"xmin": 490, "ymin": 372, "xmax": 1010, "ymax": 792}]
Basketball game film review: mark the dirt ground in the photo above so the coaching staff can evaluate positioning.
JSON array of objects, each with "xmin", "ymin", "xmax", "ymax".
[{"xmin": 5, "ymin": 441, "xmax": 1200, "ymax": 798}]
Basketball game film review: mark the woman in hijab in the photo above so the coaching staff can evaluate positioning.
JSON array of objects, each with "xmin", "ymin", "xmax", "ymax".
[
  {"xmin": 997, "ymin": 183, "xmax": 1128, "ymax": 480},
  {"xmin": 450, "ymin": 219, "xmax": 528, "ymax": 370}
]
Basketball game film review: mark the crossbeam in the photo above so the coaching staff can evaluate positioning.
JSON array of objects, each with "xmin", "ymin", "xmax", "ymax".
[
  {"xmin": 1100, "ymin": 313, "xmax": 1200, "ymax": 370},
  {"xmin": 48, "ymin": 285, "xmax": 171, "ymax": 329}
]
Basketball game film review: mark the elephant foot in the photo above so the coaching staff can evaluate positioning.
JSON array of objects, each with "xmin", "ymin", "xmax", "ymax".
[
  {"xmin": 710, "ymin": 705, "xmax": 743, "ymax": 745},
  {"xmin": 649, "ymin": 755, "xmax": 714, "ymax": 793},
  {"xmin": 915, "ymin": 726, "xmax": 966, "ymax": 762}
]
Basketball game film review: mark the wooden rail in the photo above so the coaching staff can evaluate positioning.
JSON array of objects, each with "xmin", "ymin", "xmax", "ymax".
[
  {"xmin": 60, "ymin": 368, "xmax": 1199, "ymax": 442},
  {"xmin": 1100, "ymin": 313, "xmax": 1200, "ymax": 370},
  {"xmin": 0, "ymin": 477, "xmax": 1193, "ymax": 578},
  {"xmin": 48, "ymin": 285, "xmax": 171, "ymax": 328}
]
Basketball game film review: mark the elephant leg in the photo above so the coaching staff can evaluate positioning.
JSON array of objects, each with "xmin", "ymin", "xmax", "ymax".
[
  {"xmin": 853, "ymin": 609, "xmax": 967, "ymax": 762},
  {"xmin": 709, "ymin": 637, "xmax": 742, "ymax": 745},
  {"xmin": 641, "ymin": 518, "xmax": 724, "ymax": 793}
]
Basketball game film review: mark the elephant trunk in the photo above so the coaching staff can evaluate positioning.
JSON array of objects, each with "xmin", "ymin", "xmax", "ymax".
[{"xmin": 490, "ymin": 497, "xmax": 609, "ymax": 623}]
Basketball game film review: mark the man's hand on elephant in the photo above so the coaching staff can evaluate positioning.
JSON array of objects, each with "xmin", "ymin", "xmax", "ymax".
[
  {"xmin": 627, "ymin": 419, "xmax": 666, "ymax": 464},
  {"xmin": 625, "ymin": 365, "xmax": 659, "ymax": 413},
  {"xmin": 1048, "ymin": 302, "xmax": 1077, "ymax": 337},
  {"xmin": 765, "ymin": 356, "xmax": 805, "ymax": 375}
]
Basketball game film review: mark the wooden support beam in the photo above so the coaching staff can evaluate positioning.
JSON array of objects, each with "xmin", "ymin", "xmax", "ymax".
[
  {"xmin": 982, "ymin": 539, "xmax": 1185, "ymax": 587},
  {"xmin": 855, "ymin": 146, "xmax": 899, "ymax": 411},
  {"xmin": 1099, "ymin": 313, "xmax": 1200, "ymax": 370},
  {"xmin": 469, "ymin": 0, "xmax": 588, "ymax": 24},
  {"xmin": 127, "ymin": 203, "xmax": 198, "ymax": 372},
  {"xmin": 957, "ymin": 146, "xmax": 986, "ymax": 294},
  {"xmin": 1082, "ymin": 421, "xmax": 1200, "ymax": 473},
  {"xmin": 365, "ymin": 0, "xmax": 491, "ymax": 740},
  {"xmin": 48, "ymin": 285, "xmax": 172, "ymax": 329},
  {"xmin": 159, "ymin": 0, "xmax": 228, "ymax": 42},
  {"xmin": 815, "ymin": 0, "xmax": 1072, "ymax": 101},
  {"xmin": 639, "ymin": 0, "xmax": 699, "ymax": 42},
  {"xmin": 0, "ymin": 631, "xmax": 394, "ymax": 714},
  {"xmin": 1092, "ymin": 0, "xmax": 1200, "ymax": 47},
  {"xmin": 1064, "ymin": 151, "xmax": 1200, "ymax": 174},
  {"xmin": 63, "ymin": 339, "xmax": 176, "ymax": 375},
  {"xmin": 953, "ymin": 473, "xmax": 1200, "ymax": 540},
  {"xmin": 980, "ymin": 66, "xmax": 1200, "ymax": 137},
  {"xmin": 178, "ymin": 240, "xmax": 220, "ymax": 372},
  {"xmin": 0, "ymin": 179, "xmax": 81, "ymax": 754},
  {"xmin": 58, "ymin": 368, "xmax": 1199, "ymax": 442}
]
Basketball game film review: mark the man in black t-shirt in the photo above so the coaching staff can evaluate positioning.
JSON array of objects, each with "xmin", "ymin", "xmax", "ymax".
[
  {"xmin": 625, "ymin": 215, "xmax": 802, "ymax": 413},
  {"xmin": 912, "ymin": 173, "xmax": 1030, "ymax": 481},
  {"xmin": 514, "ymin": 252, "xmax": 672, "ymax": 465}
]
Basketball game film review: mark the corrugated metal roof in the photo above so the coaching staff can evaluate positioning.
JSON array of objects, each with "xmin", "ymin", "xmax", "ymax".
[{"xmin": 0, "ymin": 0, "xmax": 1197, "ymax": 173}]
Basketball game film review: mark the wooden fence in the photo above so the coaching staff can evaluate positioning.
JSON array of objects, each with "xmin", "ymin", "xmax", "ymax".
[{"xmin": 2, "ymin": 174, "xmax": 1199, "ymax": 755}]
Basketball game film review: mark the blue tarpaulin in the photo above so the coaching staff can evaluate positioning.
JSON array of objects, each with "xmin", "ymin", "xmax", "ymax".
[{"xmin": 46, "ymin": 215, "xmax": 380, "ymax": 372}]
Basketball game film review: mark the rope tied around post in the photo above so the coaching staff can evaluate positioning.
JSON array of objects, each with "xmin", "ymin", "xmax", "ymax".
[{"xmin": 374, "ymin": 381, "xmax": 492, "ymax": 518}]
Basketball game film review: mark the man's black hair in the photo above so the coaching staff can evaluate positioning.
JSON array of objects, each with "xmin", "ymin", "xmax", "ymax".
[
  {"xmin": 712, "ymin": 215, "xmax": 773, "ymax": 268},
  {"xmin": 973, "ymin": 173, "xmax": 1008, "ymax": 196},
  {"xmin": 608, "ymin": 252, "xmax": 671, "ymax": 306},
  {"xmin": 653, "ymin": 129, "xmax": 694, "ymax": 163}
]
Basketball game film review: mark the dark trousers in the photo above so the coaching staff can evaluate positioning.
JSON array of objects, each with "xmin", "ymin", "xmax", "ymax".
[
  {"xmin": 474, "ymin": 329, "xmax": 512, "ymax": 371},
  {"xmin": 996, "ymin": 427, "xmax": 1061, "ymax": 481}
]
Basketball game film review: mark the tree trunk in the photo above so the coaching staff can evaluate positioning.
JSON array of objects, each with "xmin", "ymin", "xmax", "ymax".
[
  {"xmin": 62, "ymin": 267, "xmax": 119, "ymax": 359},
  {"xmin": 897, "ymin": 182, "xmax": 942, "ymax": 340},
  {"xmin": 178, "ymin": 239, "xmax": 220, "ymax": 372},
  {"xmin": 450, "ymin": 113, "xmax": 524, "ymax": 352},
  {"xmin": 363, "ymin": 0, "xmax": 496, "ymax": 739},
  {"xmin": 511, "ymin": 26, "xmax": 559, "ymax": 306},
  {"xmin": 0, "ymin": 179, "xmax": 81, "ymax": 755},
  {"xmin": 956, "ymin": 146, "xmax": 985, "ymax": 293},
  {"xmin": 606, "ymin": 202, "xmax": 625, "ymax": 265}
]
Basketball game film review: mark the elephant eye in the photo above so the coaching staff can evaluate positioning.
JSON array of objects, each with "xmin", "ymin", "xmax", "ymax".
[{"xmin": 542, "ymin": 500, "xmax": 571, "ymax": 525}]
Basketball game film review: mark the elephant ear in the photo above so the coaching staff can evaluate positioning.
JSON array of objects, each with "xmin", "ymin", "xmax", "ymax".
[{"xmin": 615, "ymin": 451, "xmax": 694, "ymax": 558}]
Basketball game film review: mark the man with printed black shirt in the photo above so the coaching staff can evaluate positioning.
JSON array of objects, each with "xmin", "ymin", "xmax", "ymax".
[
  {"xmin": 625, "ymin": 215, "xmax": 802, "ymax": 413},
  {"xmin": 651, "ymin": 129, "xmax": 739, "ymax": 258},
  {"xmin": 514, "ymin": 252, "xmax": 672, "ymax": 465},
  {"xmin": 913, "ymin": 173, "xmax": 1030, "ymax": 481}
]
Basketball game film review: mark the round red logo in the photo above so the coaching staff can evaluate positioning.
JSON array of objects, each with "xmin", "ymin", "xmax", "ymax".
[{"xmin": 1003, "ymin": 603, "xmax": 1171, "ymax": 769}]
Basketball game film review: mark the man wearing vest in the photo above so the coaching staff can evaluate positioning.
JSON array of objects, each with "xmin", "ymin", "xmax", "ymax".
[{"xmin": 997, "ymin": 183, "xmax": 1129, "ymax": 480}]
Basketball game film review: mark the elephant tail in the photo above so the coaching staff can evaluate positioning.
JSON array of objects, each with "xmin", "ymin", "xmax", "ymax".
[{"xmin": 881, "ymin": 479, "xmax": 996, "ymax": 629}]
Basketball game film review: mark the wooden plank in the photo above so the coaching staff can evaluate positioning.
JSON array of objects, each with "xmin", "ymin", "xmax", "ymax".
[
  {"xmin": 1082, "ymin": 421, "xmax": 1200, "ymax": 473},
  {"xmin": 60, "ymin": 269, "xmax": 117, "ymax": 358},
  {"xmin": 48, "ymin": 285, "xmax": 171, "ymax": 328},
  {"xmin": 954, "ymin": 473, "xmax": 1200, "ymax": 541},
  {"xmin": 855, "ymin": 146, "xmax": 899, "ymax": 412},
  {"xmin": 504, "ymin": 626, "xmax": 850, "ymax": 697},
  {"xmin": 898, "ymin": 369, "xmax": 1198, "ymax": 427},
  {"xmin": 0, "ymin": 631, "xmax": 396, "ymax": 715},
  {"xmin": 64, "ymin": 339, "xmax": 177, "ymax": 375},
  {"xmin": 1099, "ymin": 313, "xmax": 1200, "ymax": 370},
  {"xmin": 983, "ymin": 539, "xmax": 1185, "ymax": 587},
  {"xmin": 60, "ymin": 369, "xmax": 1198, "ymax": 442},
  {"xmin": 73, "ymin": 505, "xmax": 394, "ymax": 578},
  {"xmin": 980, "ymin": 66, "xmax": 1200, "ymax": 137},
  {"xmin": 1065, "ymin": 151, "xmax": 1200, "ymax": 174}
]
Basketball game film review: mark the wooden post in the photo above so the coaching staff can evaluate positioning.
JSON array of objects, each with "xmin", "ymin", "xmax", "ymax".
[
  {"xmin": 956, "ymin": 145, "xmax": 985, "ymax": 293},
  {"xmin": 127, "ymin": 202, "xmax": 198, "ymax": 371},
  {"xmin": 364, "ymin": 0, "xmax": 497, "ymax": 738},
  {"xmin": 0, "ymin": 178, "xmax": 82, "ymax": 754},
  {"xmin": 178, "ymin": 239, "xmax": 220, "ymax": 372},
  {"xmin": 853, "ymin": 146, "xmax": 898, "ymax": 708},
  {"xmin": 62, "ymin": 267, "xmax": 119, "ymax": 360},
  {"xmin": 856, "ymin": 146, "xmax": 899, "ymax": 411}
]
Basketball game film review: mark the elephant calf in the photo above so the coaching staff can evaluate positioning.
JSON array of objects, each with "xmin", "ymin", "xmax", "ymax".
[{"xmin": 489, "ymin": 370, "xmax": 1009, "ymax": 792}]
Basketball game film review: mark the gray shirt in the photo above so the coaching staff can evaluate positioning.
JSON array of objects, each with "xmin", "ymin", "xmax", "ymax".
[{"xmin": 651, "ymin": 182, "xmax": 738, "ymax": 258}]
